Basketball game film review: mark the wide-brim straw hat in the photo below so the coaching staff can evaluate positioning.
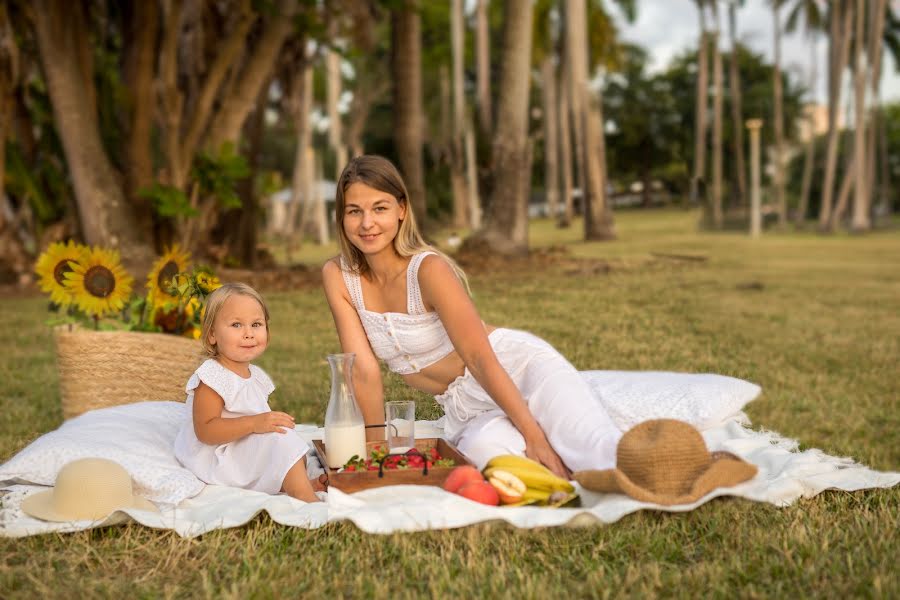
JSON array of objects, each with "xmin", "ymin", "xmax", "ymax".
[
  {"xmin": 21, "ymin": 457, "xmax": 158, "ymax": 522},
  {"xmin": 573, "ymin": 419, "xmax": 757, "ymax": 506}
]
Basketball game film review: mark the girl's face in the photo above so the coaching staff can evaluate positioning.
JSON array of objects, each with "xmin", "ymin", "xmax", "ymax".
[
  {"xmin": 342, "ymin": 182, "xmax": 407, "ymax": 257},
  {"xmin": 208, "ymin": 294, "xmax": 269, "ymax": 369}
]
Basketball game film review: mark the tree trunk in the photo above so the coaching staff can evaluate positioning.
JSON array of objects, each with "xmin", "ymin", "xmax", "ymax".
[
  {"xmin": 567, "ymin": 0, "xmax": 613, "ymax": 240},
  {"xmin": 727, "ymin": 2, "xmax": 746, "ymax": 208},
  {"xmin": 450, "ymin": 0, "xmax": 469, "ymax": 229},
  {"xmin": 796, "ymin": 33, "xmax": 818, "ymax": 225},
  {"xmin": 391, "ymin": 0, "xmax": 427, "ymax": 228},
  {"xmin": 475, "ymin": 0, "xmax": 492, "ymax": 139},
  {"xmin": 478, "ymin": 0, "xmax": 533, "ymax": 255},
  {"xmin": 286, "ymin": 55, "xmax": 313, "ymax": 246},
  {"xmin": 772, "ymin": 1, "xmax": 787, "ymax": 227},
  {"xmin": 850, "ymin": 0, "xmax": 868, "ymax": 232},
  {"xmin": 711, "ymin": 25, "xmax": 724, "ymax": 228},
  {"xmin": 819, "ymin": 1, "xmax": 854, "ymax": 230},
  {"xmin": 541, "ymin": 56, "xmax": 560, "ymax": 222},
  {"xmin": 557, "ymin": 48, "xmax": 574, "ymax": 227},
  {"xmin": 32, "ymin": 0, "xmax": 152, "ymax": 267},
  {"xmin": 206, "ymin": 1, "xmax": 296, "ymax": 148},
  {"xmin": 325, "ymin": 47, "xmax": 348, "ymax": 178},
  {"xmin": 122, "ymin": 0, "xmax": 159, "ymax": 236},
  {"xmin": 859, "ymin": 0, "xmax": 886, "ymax": 230},
  {"xmin": 691, "ymin": 6, "xmax": 708, "ymax": 207}
]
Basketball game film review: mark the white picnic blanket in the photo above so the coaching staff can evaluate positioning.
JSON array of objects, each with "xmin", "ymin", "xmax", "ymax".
[
  {"xmin": 2, "ymin": 372, "xmax": 898, "ymax": 538},
  {"xmin": 2, "ymin": 417, "xmax": 898, "ymax": 538}
]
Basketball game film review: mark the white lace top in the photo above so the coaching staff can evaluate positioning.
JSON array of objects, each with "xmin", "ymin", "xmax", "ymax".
[{"xmin": 341, "ymin": 252, "xmax": 455, "ymax": 375}]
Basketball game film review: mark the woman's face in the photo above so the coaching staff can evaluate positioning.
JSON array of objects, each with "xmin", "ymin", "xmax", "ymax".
[{"xmin": 342, "ymin": 182, "xmax": 407, "ymax": 257}]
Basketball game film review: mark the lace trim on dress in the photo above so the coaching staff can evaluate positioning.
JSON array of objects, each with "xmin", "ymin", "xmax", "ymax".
[{"xmin": 339, "ymin": 257, "xmax": 366, "ymax": 311}]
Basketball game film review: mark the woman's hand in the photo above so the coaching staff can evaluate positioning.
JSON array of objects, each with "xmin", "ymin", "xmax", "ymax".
[
  {"xmin": 524, "ymin": 431, "xmax": 571, "ymax": 480},
  {"xmin": 252, "ymin": 411, "xmax": 295, "ymax": 434}
]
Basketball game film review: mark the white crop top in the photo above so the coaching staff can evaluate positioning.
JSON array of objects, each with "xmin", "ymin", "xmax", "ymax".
[{"xmin": 341, "ymin": 252, "xmax": 455, "ymax": 375}]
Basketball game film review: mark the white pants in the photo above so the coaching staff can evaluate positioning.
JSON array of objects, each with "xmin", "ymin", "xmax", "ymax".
[{"xmin": 434, "ymin": 329, "xmax": 622, "ymax": 472}]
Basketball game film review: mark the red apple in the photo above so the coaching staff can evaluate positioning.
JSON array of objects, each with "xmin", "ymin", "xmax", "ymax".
[
  {"xmin": 457, "ymin": 481, "xmax": 500, "ymax": 506},
  {"xmin": 443, "ymin": 466, "xmax": 484, "ymax": 494}
]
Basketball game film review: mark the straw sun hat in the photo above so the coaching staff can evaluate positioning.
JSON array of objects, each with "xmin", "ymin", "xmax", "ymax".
[
  {"xmin": 573, "ymin": 419, "xmax": 758, "ymax": 505},
  {"xmin": 21, "ymin": 458, "xmax": 158, "ymax": 522}
]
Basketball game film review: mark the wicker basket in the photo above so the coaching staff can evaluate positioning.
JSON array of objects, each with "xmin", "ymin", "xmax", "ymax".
[{"xmin": 54, "ymin": 327, "xmax": 204, "ymax": 419}]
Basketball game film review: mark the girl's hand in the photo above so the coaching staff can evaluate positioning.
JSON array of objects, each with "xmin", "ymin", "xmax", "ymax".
[
  {"xmin": 524, "ymin": 432, "xmax": 571, "ymax": 480},
  {"xmin": 252, "ymin": 411, "xmax": 295, "ymax": 434}
]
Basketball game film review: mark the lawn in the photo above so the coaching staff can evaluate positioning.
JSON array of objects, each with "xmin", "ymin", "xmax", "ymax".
[{"xmin": 1, "ymin": 209, "xmax": 898, "ymax": 598}]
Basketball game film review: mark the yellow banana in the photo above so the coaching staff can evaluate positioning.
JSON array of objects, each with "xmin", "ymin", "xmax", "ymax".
[{"xmin": 483, "ymin": 462, "xmax": 574, "ymax": 494}]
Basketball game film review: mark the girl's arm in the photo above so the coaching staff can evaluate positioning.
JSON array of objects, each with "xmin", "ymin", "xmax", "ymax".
[
  {"xmin": 322, "ymin": 259, "xmax": 385, "ymax": 441},
  {"xmin": 418, "ymin": 256, "xmax": 570, "ymax": 478},
  {"xmin": 192, "ymin": 382, "xmax": 295, "ymax": 445}
]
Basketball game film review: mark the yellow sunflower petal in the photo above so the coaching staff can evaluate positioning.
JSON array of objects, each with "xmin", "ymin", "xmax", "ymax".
[
  {"xmin": 146, "ymin": 244, "xmax": 191, "ymax": 305},
  {"xmin": 64, "ymin": 246, "xmax": 134, "ymax": 317},
  {"xmin": 34, "ymin": 240, "xmax": 89, "ymax": 307}
]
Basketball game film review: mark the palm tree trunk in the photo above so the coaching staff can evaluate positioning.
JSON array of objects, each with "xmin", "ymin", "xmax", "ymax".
[
  {"xmin": 475, "ymin": 0, "xmax": 492, "ymax": 139},
  {"xmin": 450, "ymin": 0, "xmax": 470, "ymax": 229},
  {"xmin": 819, "ymin": 0, "xmax": 854, "ymax": 230},
  {"xmin": 691, "ymin": 4, "xmax": 709, "ymax": 207},
  {"xmin": 325, "ymin": 47, "xmax": 348, "ymax": 178},
  {"xmin": 541, "ymin": 56, "xmax": 560, "ymax": 222},
  {"xmin": 711, "ymin": 24, "xmax": 724, "ymax": 228},
  {"xmin": 860, "ymin": 0, "xmax": 886, "ymax": 229},
  {"xmin": 727, "ymin": 1, "xmax": 746, "ymax": 208},
  {"xmin": 285, "ymin": 52, "xmax": 313, "ymax": 249},
  {"xmin": 567, "ymin": 0, "xmax": 613, "ymax": 240},
  {"xmin": 479, "ymin": 0, "xmax": 533, "ymax": 255},
  {"xmin": 796, "ymin": 33, "xmax": 818, "ymax": 225},
  {"xmin": 32, "ymin": 0, "xmax": 152, "ymax": 266},
  {"xmin": 558, "ymin": 47, "xmax": 574, "ymax": 228},
  {"xmin": 849, "ymin": 0, "xmax": 868, "ymax": 232},
  {"xmin": 772, "ymin": 1, "xmax": 787, "ymax": 227},
  {"xmin": 391, "ymin": 0, "xmax": 427, "ymax": 227}
]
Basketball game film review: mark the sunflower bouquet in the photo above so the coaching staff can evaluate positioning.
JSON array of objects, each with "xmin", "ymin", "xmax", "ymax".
[{"xmin": 35, "ymin": 241, "xmax": 221, "ymax": 338}]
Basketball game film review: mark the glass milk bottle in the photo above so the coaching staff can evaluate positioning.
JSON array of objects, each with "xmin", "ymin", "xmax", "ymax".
[{"xmin": 323, "ymin": 353, "xmax": 367, "ymax": 469}]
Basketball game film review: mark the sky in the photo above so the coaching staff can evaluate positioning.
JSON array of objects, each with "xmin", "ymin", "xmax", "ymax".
[{"xmin": 608, "ymin": 0, "xmax": 900, "ymax": 104}]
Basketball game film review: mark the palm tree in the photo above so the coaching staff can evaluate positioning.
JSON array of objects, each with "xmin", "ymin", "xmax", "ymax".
[
  {"xmin": 691, "ymin": 1, "xmax": 710, "ymax": 209},
  {"xmin": 391, "ymin": 0, "xmax": 427, "ymax": 227},
  {"xmin": 784, "ymin": 0, "xmax": 825, "ymax": 225},
  {"xmin": 710, "ymin": 0, "xmax": 724, "ymax": 228},
  {"xmin": 475, "ymin": 0, "xmax": 492, "ymax": 140},
  {"xmin": 818, "ymin": 0, "xmax": 854, "ymax": 231},
  {"xmin": 771, "ymin": 0, "xmax": 787, "ymax": 227},
  {"xmin": 479, "ymin": 0, "xmax": 534, "ymax": 254},
  {"xmin": 727, "ymin": 0, "xmax": 747, "ymax": 208}
]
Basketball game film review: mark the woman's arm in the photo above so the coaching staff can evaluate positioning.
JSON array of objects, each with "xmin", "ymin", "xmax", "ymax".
[
  {"xmin": 192, "ymin": 382, "xmax": 295, "ymax": 445},
  {"xmin": 322, "ymin": 259, "xmax": 385, "ymax": 441},
  {"xmin": 418, "ymin": 256, "xmax": 570, "ymax": 477}
]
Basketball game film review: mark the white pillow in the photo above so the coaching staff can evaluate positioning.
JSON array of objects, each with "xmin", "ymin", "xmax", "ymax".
[
  {"xmin": 0, "ymin": 401, "xmax": 204, "ymax": 506},
  {"xmin": 581, "ymin": 371, "xmax": 762, "ymax": 432}
]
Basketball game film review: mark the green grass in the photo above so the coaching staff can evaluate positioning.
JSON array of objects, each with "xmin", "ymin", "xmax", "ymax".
[{"xmin": 2, "ymin": 209, "xmax": 898, "ymax": 598}]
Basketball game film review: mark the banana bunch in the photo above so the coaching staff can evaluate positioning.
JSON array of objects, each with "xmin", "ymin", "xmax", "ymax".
[{"xmin": 483, "ymin": 455, "xmax": 579, "ymax": 508}]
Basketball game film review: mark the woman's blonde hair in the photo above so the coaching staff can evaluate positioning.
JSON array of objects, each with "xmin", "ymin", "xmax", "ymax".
[
  {"xmin": 200, "ymin": 282, "xmax": 270, "ymax": 358},
  {"xmin": 334, "ymin": 155, "xmax": 469, "ymax": 291}
]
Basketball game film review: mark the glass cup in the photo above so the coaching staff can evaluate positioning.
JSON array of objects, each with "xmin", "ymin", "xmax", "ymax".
[{"xmin": 385, "ymin": 400, "xmax": 416, "ymax": 454}]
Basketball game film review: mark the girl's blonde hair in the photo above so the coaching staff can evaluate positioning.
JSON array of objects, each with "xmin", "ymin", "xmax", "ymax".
[
  {"xmin": 334, "ymin": 155, "xmax": 469, "ymax": 291},
  {"xmin": 200, "ymin": 282, "xmax": 270, "ymax": 358}
]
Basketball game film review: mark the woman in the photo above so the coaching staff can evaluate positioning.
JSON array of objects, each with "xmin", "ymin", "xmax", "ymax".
[{"xmin": 322, "ymin": 155, "xmax": 621, "ymax": 478}]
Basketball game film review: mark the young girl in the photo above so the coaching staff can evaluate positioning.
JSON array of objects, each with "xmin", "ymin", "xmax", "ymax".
[
  {"xmin": 175, "ymin": 283, "xmax": 322, "ymax": 502},
  {"xmin": 321, "ymin": 155, "xmax": 623, "ymax": 478}
]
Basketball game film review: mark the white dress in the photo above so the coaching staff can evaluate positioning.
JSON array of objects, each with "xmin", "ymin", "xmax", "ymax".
[{"xmin": 174, "ymin": 359, "xmax": 310, "ymax": 494}]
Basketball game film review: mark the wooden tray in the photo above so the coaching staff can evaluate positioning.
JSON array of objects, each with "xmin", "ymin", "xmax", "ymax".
[{"xmin": 313, "ymin": 438, "xmax": 472, "ymax": 493}]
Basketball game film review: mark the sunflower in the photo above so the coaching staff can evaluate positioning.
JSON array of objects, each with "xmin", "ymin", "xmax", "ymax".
[
  {"xmin": 63, "ymin": 246, "xmax": 134, "ymax": 317},
  {"xmin": 146, "ymin": 245, "xmax": 191, "ymax": 306},
  {"xmin": 34, "ymin": 241, "xmax": 88, "ymax": 307},
  {"xmin": 194, "ymin": 271, "xmax": 221, "ymax": 295}
]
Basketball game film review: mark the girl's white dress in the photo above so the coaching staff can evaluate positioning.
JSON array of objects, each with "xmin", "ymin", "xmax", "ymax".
[{"xmin": 174, "ymin": 359, "xmax": 310, "ymax": 494}]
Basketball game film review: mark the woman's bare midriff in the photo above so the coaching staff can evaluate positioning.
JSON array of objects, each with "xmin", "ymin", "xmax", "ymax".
[{"xmin": 401, "ymin": 323, "xmax": 496, "ymax": 396}]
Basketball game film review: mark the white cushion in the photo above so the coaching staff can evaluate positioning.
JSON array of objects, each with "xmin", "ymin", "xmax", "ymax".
[
  {"xmin": 0, "ymin": 401, "xmax": 203, "ymax": 506},
  {"xmin": 581, "ymin": 371, "xmax": 762, "ymax": 432}
]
